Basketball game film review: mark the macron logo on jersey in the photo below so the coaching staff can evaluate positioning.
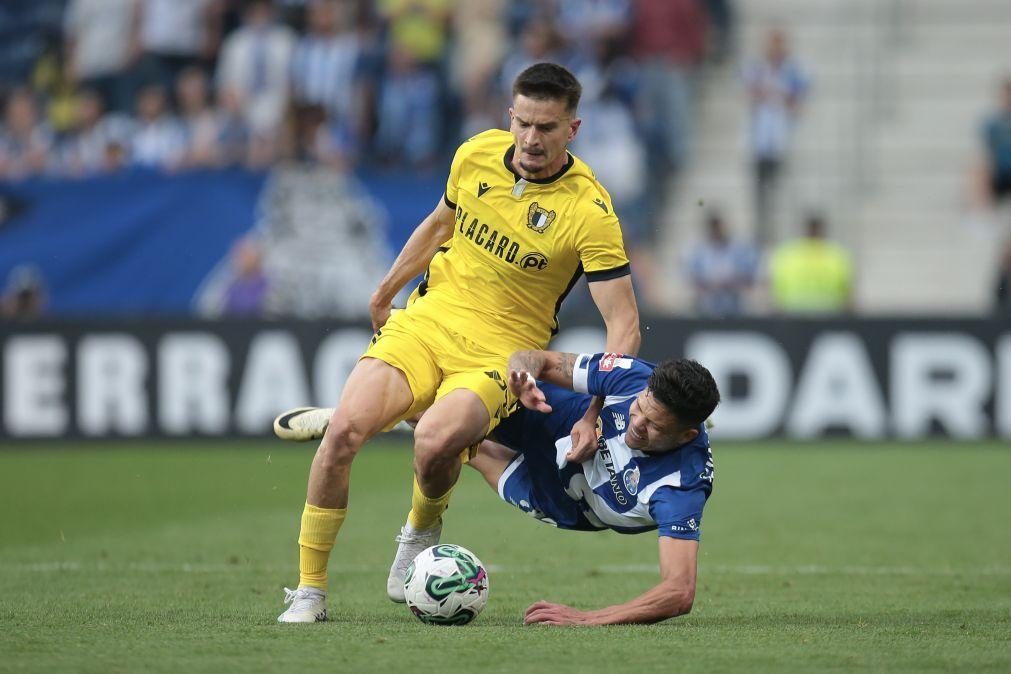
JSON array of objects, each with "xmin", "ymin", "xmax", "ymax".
[{"xmin": 599, "ymin": 353, "xmax": 632, "ymax": 372}]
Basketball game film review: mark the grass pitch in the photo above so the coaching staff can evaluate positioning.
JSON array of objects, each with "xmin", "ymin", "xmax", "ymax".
[{"xmin": 0, "ymin": 439, "xmax": 1008, "ymax": 673}]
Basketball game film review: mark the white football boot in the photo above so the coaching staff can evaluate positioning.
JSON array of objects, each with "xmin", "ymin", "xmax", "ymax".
[
  {"xmin": 277, "ymin": 586, "xmax": 328, "ymax": 623},
  {"xmin": 386, "ymin": 522, "xmax": 442, "ymax": 602},
  {"xmin": 273, "ymin": 407, "xmax": 334, "ymax": 441}
]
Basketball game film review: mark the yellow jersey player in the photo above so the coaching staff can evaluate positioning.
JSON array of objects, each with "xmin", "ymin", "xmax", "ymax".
[{"xmin": 276, "ymin": 62, "xmax": 641, "ymax": 623}]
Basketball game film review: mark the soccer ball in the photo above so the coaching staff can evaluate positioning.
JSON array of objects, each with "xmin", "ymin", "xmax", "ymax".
[{"xmin": 403, "ymin": 544, "xmax": 489, "ymax": 625}]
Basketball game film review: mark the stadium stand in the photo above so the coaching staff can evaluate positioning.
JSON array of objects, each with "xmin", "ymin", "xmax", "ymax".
[
  {"xmin": 1, "ymin": 0, "xmax": 1009, "ymax": 316},
  {"xmin": 666, "ymin": 0, "xmax": 1011, "ymax": 313}
]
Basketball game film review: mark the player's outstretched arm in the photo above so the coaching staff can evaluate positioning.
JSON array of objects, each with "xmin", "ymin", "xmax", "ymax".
[
  {"xmin": 524, "ymin": 538, "xmax": 698, "ymax": 626},
  {"xmin": 369, "ymin": 196, "xmax": 455, "ymax": 329}
]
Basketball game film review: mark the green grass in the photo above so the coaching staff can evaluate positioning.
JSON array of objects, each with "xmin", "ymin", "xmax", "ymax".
[{"xmin": 1, "ymin": 440, "xmax": 1009, "ymax": 673}]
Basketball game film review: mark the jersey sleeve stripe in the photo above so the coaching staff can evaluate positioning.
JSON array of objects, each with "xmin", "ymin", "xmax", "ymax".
[
  {"xmin": 573, "ymin": 353, "xmax": 591, "ymax": 393},
  {"xmin": 585, "ymin": 263, "xmax": 631, "ymax": 283},
  {"xmin": 443, "ymin": 194, "xmax": 456, "ymax": 210}
]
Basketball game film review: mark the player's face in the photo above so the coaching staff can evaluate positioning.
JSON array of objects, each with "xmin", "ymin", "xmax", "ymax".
[
  {"xmin": 508, "ymin": 95, "xmax": 580, "ymax": 180},
  {"xmin": 626, "ymin": 390, "xmax": 697, "ymax": 452}
]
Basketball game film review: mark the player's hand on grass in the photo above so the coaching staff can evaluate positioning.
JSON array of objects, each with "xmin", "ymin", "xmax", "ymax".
[
  {"xmin": 368, "ymin": 293, "xmax": 392, "ymax": 331},
  {"xmin": 509, "ymin": 370, "xmax": 552, "ymax": 413},
  {"xmin": 524, "ymin": 600, "xmax": 596, "ymax": 626},
  {"xmin": 566, "ymin": 417, "xmax": 599, "ymax": 463}
]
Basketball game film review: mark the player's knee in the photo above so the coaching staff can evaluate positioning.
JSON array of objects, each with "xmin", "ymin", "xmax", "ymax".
[
  {"xmin": 412, "ymin": 424, "xmax": 461, "ymax": 464},
  {"xmin": 412, "ymin": 446, "xmax": 453, "ymax": 481},
  {"xmin": 318, "ymin": 417, "xmax": 366, "ymax": 467}
]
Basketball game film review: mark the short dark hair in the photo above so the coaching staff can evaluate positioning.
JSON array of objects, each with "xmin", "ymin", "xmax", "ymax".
[
  {"xmin": 512, "ymin": 63, "xmax": 582, "ymax": 113},
  {"xmin": 648, "ymin": 359, "xmax": 721, "ymax": 428}
]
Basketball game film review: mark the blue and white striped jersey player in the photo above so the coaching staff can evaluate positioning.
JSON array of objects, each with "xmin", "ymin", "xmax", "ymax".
[{"xmin": 469, "ymin": 349, "xmax": 721, "ymax": 626}]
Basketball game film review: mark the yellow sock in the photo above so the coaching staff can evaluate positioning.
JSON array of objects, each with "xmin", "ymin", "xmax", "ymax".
[
  {"xmin": 297, "ymin": 502, "xmax": 346, "ymax": 591},
  {"xmin": 407, "ymin": 476, "xmax": 453, "ymax": 531}
]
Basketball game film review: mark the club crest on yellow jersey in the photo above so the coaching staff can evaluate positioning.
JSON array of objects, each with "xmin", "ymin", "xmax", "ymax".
[{"xmin": 526, "ymin": 202, "xmax": 556, "ymax": 233}]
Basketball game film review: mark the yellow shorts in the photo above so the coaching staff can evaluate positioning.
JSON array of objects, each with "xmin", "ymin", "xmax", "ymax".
[{"xmin": 363, "ymin": 309, "xmax": 517, "ymax": 435}]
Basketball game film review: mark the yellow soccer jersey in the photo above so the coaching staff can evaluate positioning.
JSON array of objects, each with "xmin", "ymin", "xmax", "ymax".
[{"xmin": 406, "ymin": 129, "xmax": 630, "ymax": 354}]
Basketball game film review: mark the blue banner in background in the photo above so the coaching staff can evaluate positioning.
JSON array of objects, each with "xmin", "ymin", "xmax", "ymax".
[
  {"xmin": 0, "ymin": 168, "xmax": 268, "ymax": 315},
  {"xmin": 0, "ymin": 167, "xmax": 441, "ymax": 316}
]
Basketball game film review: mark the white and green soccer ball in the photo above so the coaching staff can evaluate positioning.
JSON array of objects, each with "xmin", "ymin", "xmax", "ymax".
[{"xmin": 404, "ymin": 544, "xmax": 489, "ymax": 625}]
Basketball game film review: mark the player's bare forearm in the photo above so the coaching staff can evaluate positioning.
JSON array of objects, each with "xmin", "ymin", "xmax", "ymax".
[
  {"xmin": 580, "ymin": 395, "xmax": 604, "ymax": 422},
  {"xmin": 585, "ymin": 579, "xmax": 694, "ymax": 625},
  {"xmin": 507, "ymin": 350, "xmax": 577, "ymax": 389},
  {"xmin": 604, "ymin": 319, "xmax": 641, "ymax": 357},
  {"xmin": 589, "ymin": 275, "xmax": 641, "ymax": 356},
  {"xmin": 372, "ymin": 197, "xmax": 455, "ymax": 306},
  {"xmin": 525, "ymin": 579, "xmax": 694, "ymax": 626},
  {"xmin": 525, "ymin": 537, "xmax": 699, "ymax": 626},
  {"xmin": 593, "ymin": 538, "xmax": 698, "ymax": 624}
]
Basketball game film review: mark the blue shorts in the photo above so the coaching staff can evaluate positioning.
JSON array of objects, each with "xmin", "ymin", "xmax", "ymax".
[{"xmin": 496, "ymin": 448, "xmax": 604, "ymax": 532}]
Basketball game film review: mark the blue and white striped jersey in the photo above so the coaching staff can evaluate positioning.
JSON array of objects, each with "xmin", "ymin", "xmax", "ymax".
[{"xmin": 493, "ymin": 353, "xmax": 714, "ymax": 540}]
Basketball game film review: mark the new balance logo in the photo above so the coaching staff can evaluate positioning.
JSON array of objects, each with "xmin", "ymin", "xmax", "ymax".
[
  {"xmin": 593, "ymin": 198, "xmax": 609, "ymax": 214},
  {"xmin": 477, "ymin": 181, "xmax": 491, "ymax": 197}
]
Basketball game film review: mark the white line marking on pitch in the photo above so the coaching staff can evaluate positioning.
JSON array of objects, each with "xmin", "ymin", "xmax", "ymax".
[{"xmin": 2, "ymin": 561, "xmax": 1009, "ymax": 576}]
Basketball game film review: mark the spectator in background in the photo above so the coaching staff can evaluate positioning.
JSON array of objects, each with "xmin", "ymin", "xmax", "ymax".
[
  {"xmin": 630, "ymin": 0, "xmax": 708, "ymax": 234},
  {"xmin": 0, "ymin": 88, "xmax": 52, "ymax": 180},
  {"xmin": 448, "ymin": 0, "xmax": 507, "ymax": 140},
  {"xmin": 374, "ymin": 1, "xmax": 448, "ymax": 163},
  {"xmin": 769, "ymin": 213, "xmax": 851, "ymax": 314},
  {"xmin": 176, "ymin": 66, "xmax": 224, "ymax": 167},
  {"xmin": 1, "ymin": 265, "xmax": 47, "ymax": 320},
  {"xmin": 221, "ymin": 236, "xmax": 270, "ymax": 316},
  {"xmin": 57, "ymin": 88, "xmax": 133, "ymax": 175},
  {"xmin": 373, "ymin": 46, "xmax": 440, "ymax": 167},
  {"xmin": 130, "ymin": 84, "xmax": 186, "ymax": 168},
  {"xmin": 499, "ymin": 19, "xmax": 575, "ymax": 104},
  {"xmin": 288, "ymin": 102, "xmax": 354, "ymax": 169},
  {"xmin": 63, "ymin": 0, "xmax": 140, "ymax": 114},
  {"xmin": 971, "ymin": 77, "xmax": 1011, "ymax": 213},
  {"xmin": 214, "ymin": 87, "xmax": 252, "ymax": 167},
  {"xmin": 555, "ymin": 0, "xmax": 631, "ymax": 65},
  {"xmin": 743, "ymin": 27, "xmax": 809, "ymax": 245},
  {"xmin": 136, "ymin": 0, "xmax": 222, "ymax": 93},
  {"xmin": 290, "ymin": 0, "xmax": 366, "ymax": 154},
  {"xmin": 701, "ymin": 0, "xmax": 735, "ymax": 63},
  {"xmin": 376, "ymin": 0, "xmax": 452, "ymax": 69},
  {"xmin": 216, "ymin": 0, "xmax": 295, "ymax": 166},
  {"xmin": 995, "ymin": 238, "xmax": 1011, "ymax": 314},
  {"xmin": 685, "ymin": 209, "xmax": 759, "ymax": 317},
  {"xmin": 30, "ymin": 41, "xmax": 81, "ymax": 136}
]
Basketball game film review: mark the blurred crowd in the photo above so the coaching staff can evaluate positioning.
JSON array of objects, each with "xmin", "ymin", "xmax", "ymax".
[
  {"xmin": 0, "ymin": 0, "xmax": 750, "ymax": 319},
  {"xmin": 6, "ymin": 0, "xmax": 1004, "ymax": 317},
  {"xmin": 0, "ymin": 0, "xmax": 736, "ymax": 183}
]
